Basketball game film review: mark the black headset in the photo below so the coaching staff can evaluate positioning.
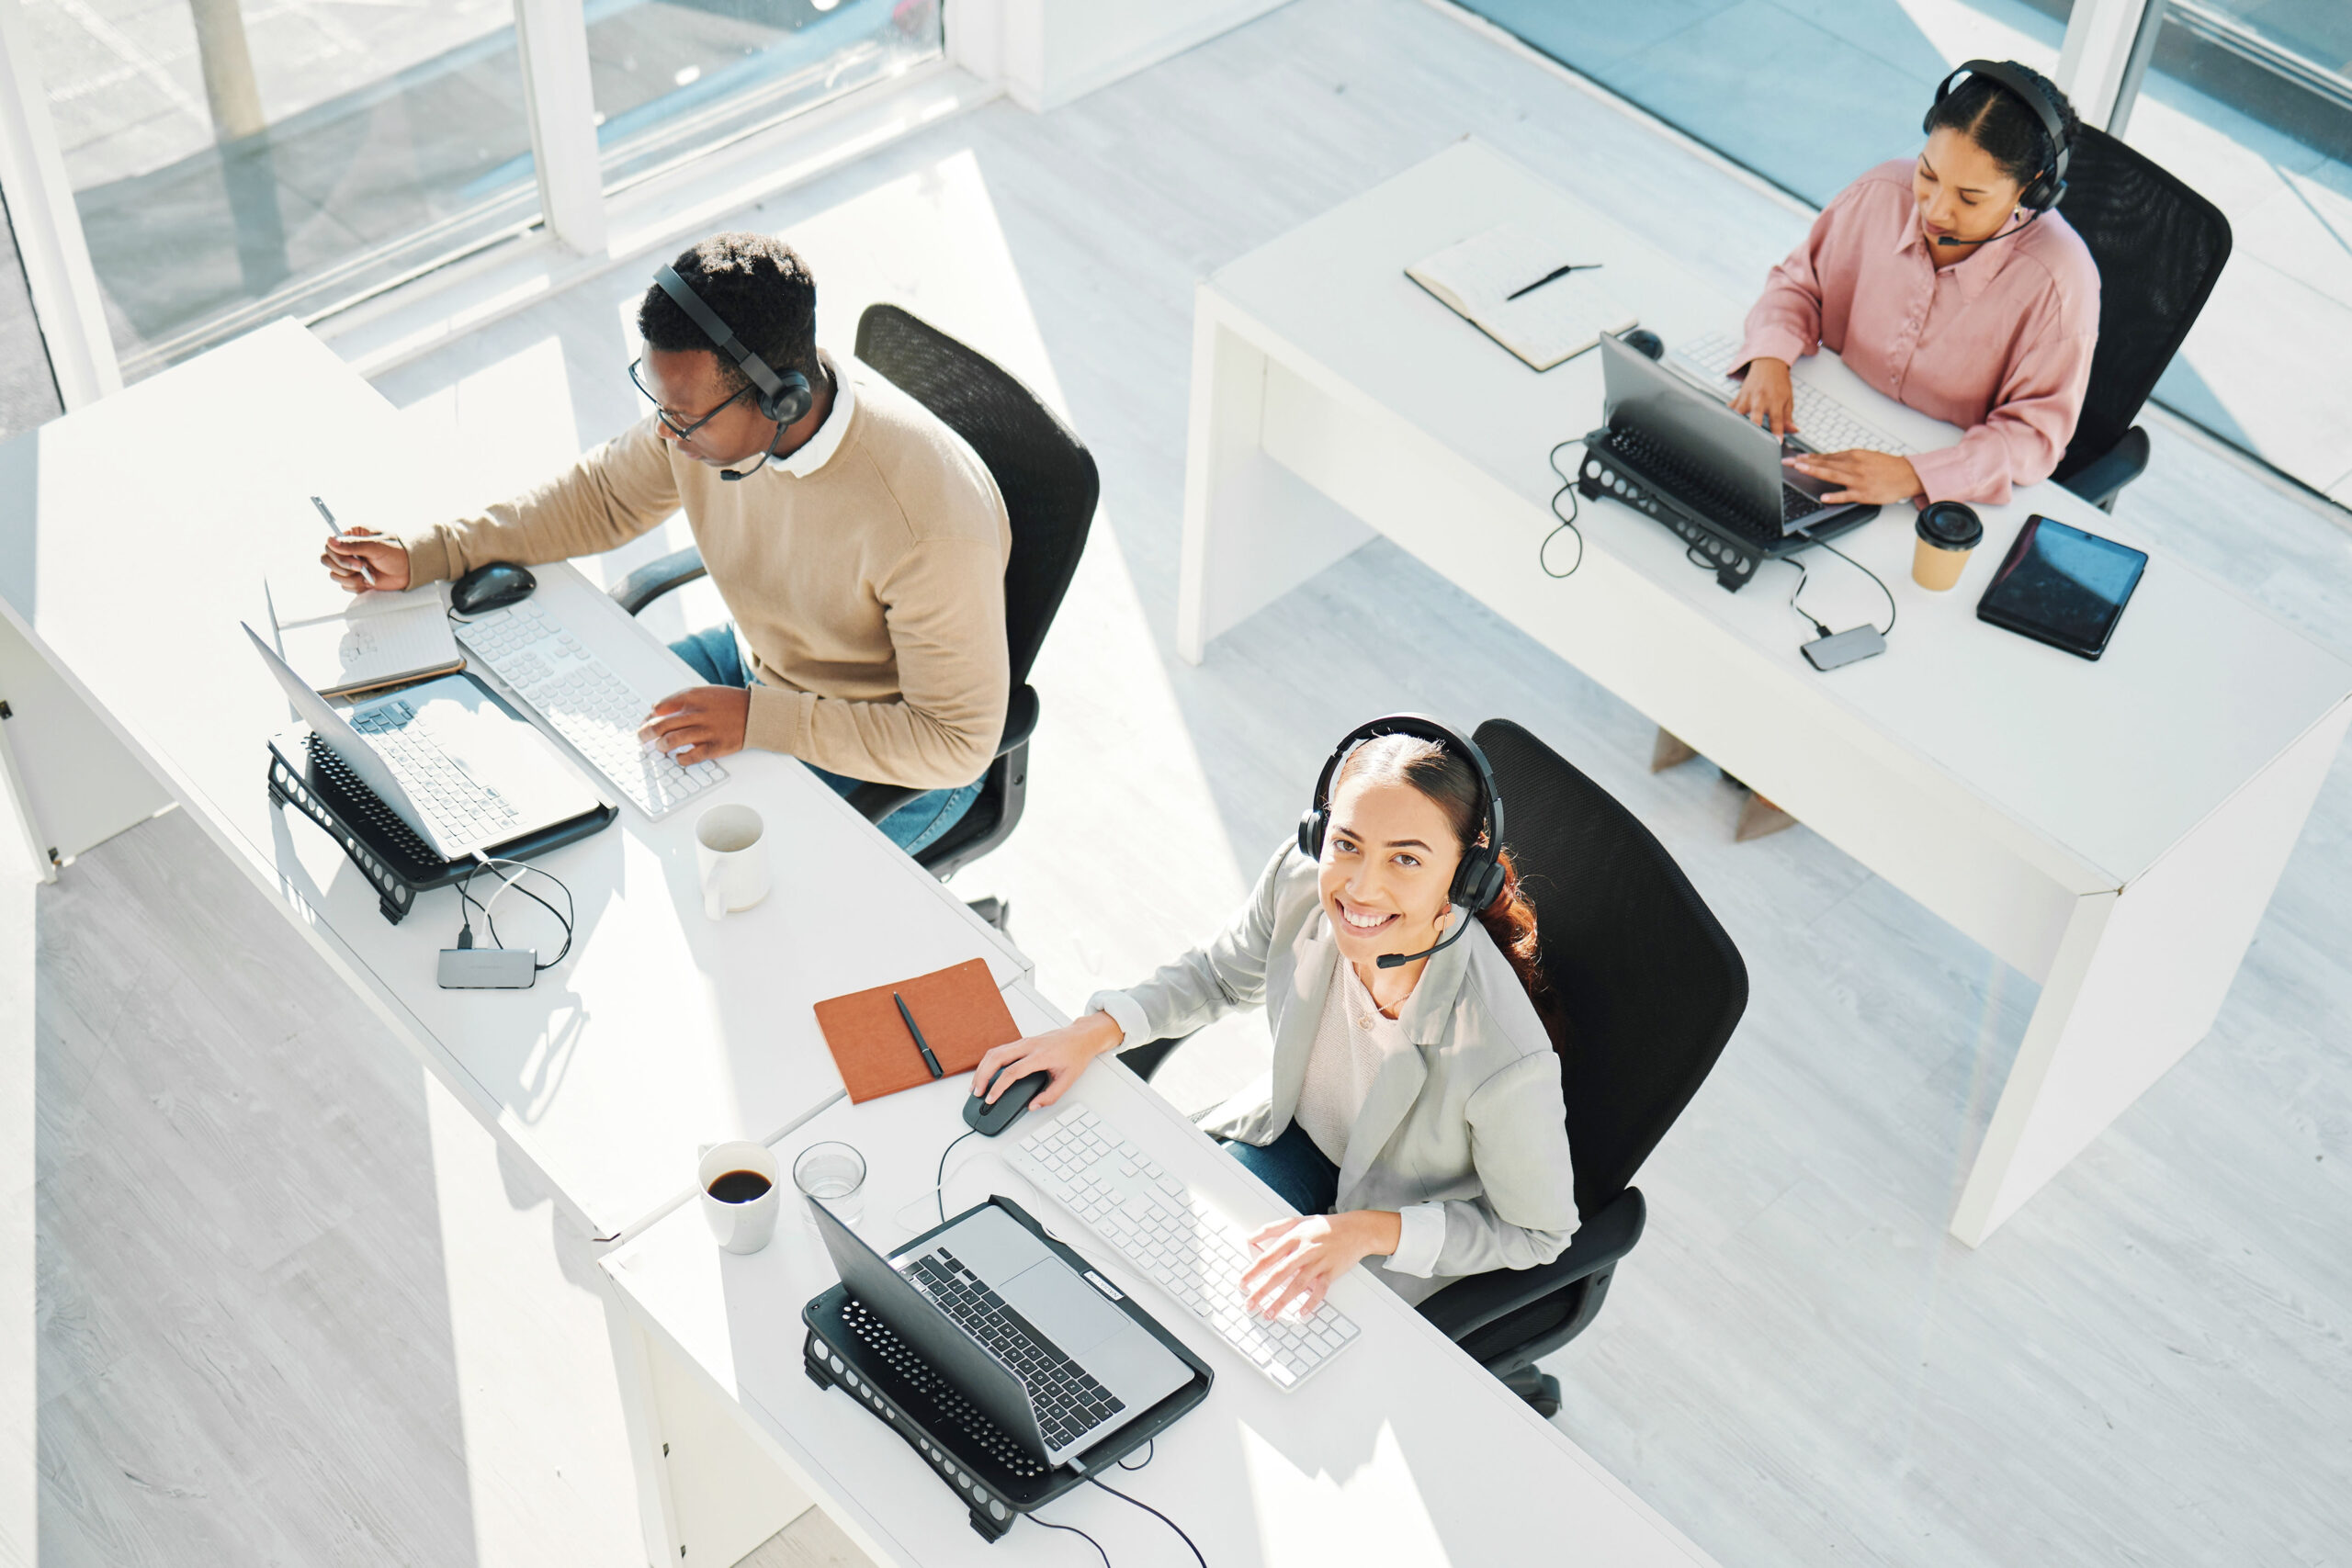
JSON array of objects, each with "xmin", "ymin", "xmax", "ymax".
[
  {"xmin": 1926, "ymin": 59, "xmax": 2072, "ymax": 216},
  {"xmin": 1298, "ymin": 715, "xmax": 1507, "ymax": 969},
  {"xmin": 652, "ymin": 263, "xmax": 815, "ymax": 428}
]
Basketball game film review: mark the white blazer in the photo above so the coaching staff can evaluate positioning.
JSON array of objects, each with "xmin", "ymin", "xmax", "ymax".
[{"xmin": 1092, "ymin": 842, "xmax": 1580, "ymax": 1303}]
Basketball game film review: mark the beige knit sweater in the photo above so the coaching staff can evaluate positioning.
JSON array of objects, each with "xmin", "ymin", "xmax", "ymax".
[{"xmin": 398, "ymin": 356, "xmax": 1012, "ymax": 790}]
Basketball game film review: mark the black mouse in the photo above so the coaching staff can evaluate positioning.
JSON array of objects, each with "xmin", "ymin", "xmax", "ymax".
[
  {"xmin": 450, "ymin": 561, "xmax": 537, "ymax": 616},
  {"xmin": 1620, "ymin": 328, "xmax": 1665, "ymax": 361},
  {"xmin": 964, "ymin": 1067, "xmax": 1051, "ymax": 1137}
]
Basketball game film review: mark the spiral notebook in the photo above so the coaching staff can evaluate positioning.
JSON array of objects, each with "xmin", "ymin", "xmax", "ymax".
[{"xmin": 814, "ymin": 959, "xmax": 1022, "ymax": 1103}]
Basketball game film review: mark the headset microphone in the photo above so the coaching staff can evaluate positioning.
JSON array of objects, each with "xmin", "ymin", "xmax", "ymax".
[{"xmin": 1374, "ymin": 915, "xmax": 1477, "ymax": 970}]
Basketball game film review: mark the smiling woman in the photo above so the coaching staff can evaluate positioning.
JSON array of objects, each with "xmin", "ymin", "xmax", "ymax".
[{"xmin": 968, "ymin": 716, "xmax": 1581, "ymax": 1322}]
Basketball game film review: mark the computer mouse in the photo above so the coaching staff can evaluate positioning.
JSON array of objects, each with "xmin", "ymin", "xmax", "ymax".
[
  {"xmin": 964, "ymin": 1067, "xmax": 1051, "ymax": 1137},
  {"xmin": 1621, "ymin": 328, "xmax": 1665, "ymax": 361},
  {"xmin": 450, "ymin": 561, "xmax": 537, "ymax": 616}
]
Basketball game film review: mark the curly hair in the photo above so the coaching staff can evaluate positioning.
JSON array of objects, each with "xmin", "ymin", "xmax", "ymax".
[
  {"xmin": 1925, "ymin": 62, "xmax": 2080, "ymax": 194},
  {"xmin": 1332, "ymin": 734, "xmax": 1553, "ymax": 1028},
  {"xmin": 637, "ymin": 232, "xmax": 819, "ymax": 393}
]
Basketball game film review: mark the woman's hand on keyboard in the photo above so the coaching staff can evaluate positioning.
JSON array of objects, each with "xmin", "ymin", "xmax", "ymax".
[
  {"xmin": 970, "ymin": 1010, "xmax": 1125, "ymax": 1110},
  {"xmin": 1240, "ymin": 1211, "xmax": 1403, "ymax": 1320},
  {"xmin": 1783, "ymin": 448, "xmax": 1923, "ymax": 505},
  {"xmin": 639, "ymin": 686, "xmax": 749, "ymax": 763},
  {"xmin": 321, "ymin": 527, "xmax": 412, "ymax": 593},
  {"xmin": 1728, "ymin": 357, "xmax": 1795, "ymax": 436}
]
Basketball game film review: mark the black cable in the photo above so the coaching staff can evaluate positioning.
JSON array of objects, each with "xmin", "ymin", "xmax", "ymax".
[
  {"xmin": 1793, "ymin": 532, "xmax": 1897, "ymax": 636},
  {"xmin": 1031, "ymin": 1514, "xmax": 1112, "ymax": 1567},
  {"xmin": 1778, "ymin": 554, "xmax": 1832, "ymax": 640},
  {"xmin": 1539, "ymin": 440, "xmax": 1585, "ymax": 579},
  {"xmin": 1116, "ymin": 1438, "xmax": 1155, "ymax": 1472},
  {"xmin": 935, "ymin": 1128, "xmax": 978, "ymax": 1226},
  {"xmin": 1087, "ymin": 1476, "xmax": 1206, "ymax": 1568},
  {"xmin": 458, "ymin": 858, "xmax": 576, "ymax": 969}
]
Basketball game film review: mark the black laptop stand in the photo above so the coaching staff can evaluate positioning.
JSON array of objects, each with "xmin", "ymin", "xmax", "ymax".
[{"xmin": 801, "ymin": 1195, "xmax": 1213, "ymax": 1543}]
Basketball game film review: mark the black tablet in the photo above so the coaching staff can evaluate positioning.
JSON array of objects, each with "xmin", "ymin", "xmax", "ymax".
[{"xmin": 1975, "ymin": 514, "xmax": 2148, "ymax": 660}]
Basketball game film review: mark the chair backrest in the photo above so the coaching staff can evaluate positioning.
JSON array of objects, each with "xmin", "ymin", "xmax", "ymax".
[
  {"xmin": 853, "ymin": 305, "xmax": 1098, "ymax": 690},
  {"xmin": 2052, "ymin": 125, "xmax": 2231, "ymax": 487},
  {"xmin": 1473, "ymin": 720, "xmax": 1747, "ymax": 1217}
]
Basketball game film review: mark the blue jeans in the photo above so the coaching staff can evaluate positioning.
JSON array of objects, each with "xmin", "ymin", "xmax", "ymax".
[
  {"xmin": 1223, "ymin": 1122, "xmax": 1340, "ymax": 1217},
  {"xmin": 670, "ymin": 624, "xmax": 983, "ymax": 855}
]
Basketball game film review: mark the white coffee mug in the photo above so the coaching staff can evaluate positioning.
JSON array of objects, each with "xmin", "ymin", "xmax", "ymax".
[
  {"xmin": 697, "ymin": 1140, "xmax": 781, "ymax": 1255},
  {"xmin": 695, "ymin": 803, "xmax": 768, "ymax": 921}
]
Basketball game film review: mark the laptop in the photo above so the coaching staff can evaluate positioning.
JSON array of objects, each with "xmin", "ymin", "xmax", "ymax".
[
  {"xmin": 1597, "ymin": 332, "xmax": 1874, "ymax": 545},
  {"xmin": 245, "ymin": 622, "xmax": 607, "ymax": 862},
  {"xmin": 809, "ymin": 1195, "xmax": 1193, "ymax": 1467}
]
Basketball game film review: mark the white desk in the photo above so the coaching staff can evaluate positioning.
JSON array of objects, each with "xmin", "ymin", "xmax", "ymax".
[
  {"xmin": 1178, "ymin": 140, "xmax": 2352, "ymax": 1244},
  {"xmin": 0, "ymin": 321, "xmax": 1029, "ymax": 1243},
  {"xmin": 603, "ymin": 981, "xmax": 1718, "ymax": 1567}
]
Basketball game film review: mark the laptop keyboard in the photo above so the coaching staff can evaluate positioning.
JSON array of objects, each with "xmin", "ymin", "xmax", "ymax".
[
  {"xmin": 351, "ymin": 698, "xmax": 519, "ymax": 849},
  {"xmin": 1601, "ymin": 423, "xmax": 1784, "ymax": 545},
  {"xmin": 456, "ymin": 600, "xmax": 726, "ymax": 819},
  {"xmin": 1670, "ymin": 331, "xmax": 1917, "ymax": 457},
  {"xmin": 906, "ymin": 1248, "xmax": 1125, "ymax": 1451}
]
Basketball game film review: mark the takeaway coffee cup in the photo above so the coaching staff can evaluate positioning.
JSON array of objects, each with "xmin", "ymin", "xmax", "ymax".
[
  {"xmin": 1913, "ymin": 502, "xmax": 1984, "ymax": 592},
  {"xmin": 695, "ymin": 803, "xmax": 767, "ymax": 921}
]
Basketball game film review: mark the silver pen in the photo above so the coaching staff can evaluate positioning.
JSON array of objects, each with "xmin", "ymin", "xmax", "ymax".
[{"xmin": 313, "ymin": 495, "xmax": 375, "ymax": 588}]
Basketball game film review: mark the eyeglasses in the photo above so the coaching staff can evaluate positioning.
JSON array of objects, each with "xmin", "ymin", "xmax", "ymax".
[{"xmin": 629, "ymin": 356, "xmax": 752, "ymax": 440}]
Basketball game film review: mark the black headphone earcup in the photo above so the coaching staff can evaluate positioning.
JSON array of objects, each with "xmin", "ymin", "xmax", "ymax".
[
  {"xmin": 1297, "ymin": 808, "xmax": 1324, "ymax": 863},
  {"xmin": 760, "ymin": 370, "xmax": 813, "ymax": 426}
]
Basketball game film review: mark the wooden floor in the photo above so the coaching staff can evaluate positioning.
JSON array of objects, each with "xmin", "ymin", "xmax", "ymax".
[{"xmin": 30, "ymin": 1, "xmax": 2352, "ymax": 1563}]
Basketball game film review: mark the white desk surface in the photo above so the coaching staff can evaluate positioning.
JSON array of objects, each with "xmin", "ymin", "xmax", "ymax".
[
  {"xmin": 603, "ymin": 985, "xmax": 1716, "ymax": 1568},
  {"xmin": 0, "ymin": 321, "xmax": 1028, "ymax": 1239},
  {"xmin": 1204, "ymin": 138, "xmax": 2352, "ymax": 888}
]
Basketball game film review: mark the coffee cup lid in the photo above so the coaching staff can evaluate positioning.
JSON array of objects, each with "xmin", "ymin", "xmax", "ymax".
[{"xmin": 1917, "ymin": 502, "xmax": 1984, "ymax": 549}]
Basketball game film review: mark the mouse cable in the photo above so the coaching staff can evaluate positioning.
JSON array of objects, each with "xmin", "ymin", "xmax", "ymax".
[
  {"xmin": 935, "ymin": 1128, "xmax": 978, "ymax": 1226},
  {"xmin": 1792, "ymin": 532, "xmax": 1896, "ymax": 637},
  {"xmin": 1030, "ymin": 1513, "xmax": 1112, "ymax": 1567},
  {"xmin": 1086, "ymin": 1476, "xmax": 1206, "ymax": 1568},
  {"xmin": 459, "ymin": 855, "xmax": 575, "ymax": 969},
  {"xmin": 1540, "ymin": 440, "xmax": 1585, "ymax": 580}
]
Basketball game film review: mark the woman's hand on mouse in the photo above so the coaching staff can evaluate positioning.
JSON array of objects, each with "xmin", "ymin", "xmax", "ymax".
[
  {"xmin": 1239, "ymin": 1210, "xmax": 1402, "ymax": 1320},
  {"xmin": 1728, "ymin": 356, "xmax": 1796, "ymax": 436},
  {"xmin": 639, "ymin": 686, "xmax": 750, "ymax": 764},
  {"xmin": 969, "ymin": 1011, "xmax": 1125, "ymax": 1110},
  {"xmin": 1783, "ymin": 447, "xmax": 1923, "ymax": 504},
  {"xmin": 320, "ymin": 527, "xmax": 412, "ymax": 592}
]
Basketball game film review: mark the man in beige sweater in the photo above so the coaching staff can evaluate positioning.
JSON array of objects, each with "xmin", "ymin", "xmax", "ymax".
[{"xmin": 322, "ymin": 233, "xmax": 1012, "ymax": 852}]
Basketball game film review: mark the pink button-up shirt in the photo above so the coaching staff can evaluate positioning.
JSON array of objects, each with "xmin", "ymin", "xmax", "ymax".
[{"xmin": 1736, "ymin": 159, "xmax": 2100, "ymax": 506}]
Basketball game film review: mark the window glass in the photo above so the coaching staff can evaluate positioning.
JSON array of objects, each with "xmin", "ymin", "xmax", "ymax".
[
  {"xmin": 587, "ymin": 0, "xmax": 944, "ymax": 192},
  {"xmin": 21, "ymin": 0, "xmax": 540, "ymax": 378},
  {"xmin": 0, "ymin": 194, "xmax": 64, "ymax": 436}
]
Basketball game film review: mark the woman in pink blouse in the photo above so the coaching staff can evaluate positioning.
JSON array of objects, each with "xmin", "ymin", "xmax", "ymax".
[{"xmin": 1728, "ymin": 61, "xmax": 2100, "ymax": 509}]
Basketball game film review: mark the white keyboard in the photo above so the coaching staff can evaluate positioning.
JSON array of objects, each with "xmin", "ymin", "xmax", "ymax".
[
  {"xmin": 455, "ymin": 600, "xmax": 726, "ymax": 819},
  {"xmin": 1010, "ymin": 1108, "xmax": 1361, "ymax": 1390},
  {"xmin": 350, "ymin": 696, "xmax": 520, "ymax": 849},
  {"xmin": 1671, "ymin": 331, "xmax": 1916, "ymax": 457}
]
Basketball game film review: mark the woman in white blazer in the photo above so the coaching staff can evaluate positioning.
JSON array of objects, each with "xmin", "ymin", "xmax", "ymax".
[{"xmin": 970, "ymin": 716, "xmax": 1579, "ymax": 1322}]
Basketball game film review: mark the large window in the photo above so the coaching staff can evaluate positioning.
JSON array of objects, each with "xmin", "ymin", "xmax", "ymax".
[
  {"xmin": 0, "ymin": 195, "xmax": 62, "ymax": 437},
  {"xmin": 11, "ymin": 0, "xmax": 942, "ymax": 384}
]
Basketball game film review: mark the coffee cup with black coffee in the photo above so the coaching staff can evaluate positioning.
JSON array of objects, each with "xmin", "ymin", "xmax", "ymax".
[
  {"xmin": 1913, "ymin": 502, "xmax": 1984, "ymax": 592},
  {"xmin": 696, "ymin": 1139, "xmax": 781, "ymax": 1254}
]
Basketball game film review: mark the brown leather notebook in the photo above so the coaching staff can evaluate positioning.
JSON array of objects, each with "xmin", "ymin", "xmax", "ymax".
[{"xmin": 813, "ymin": 959, "xmax": 1022, "ymax": 1104}]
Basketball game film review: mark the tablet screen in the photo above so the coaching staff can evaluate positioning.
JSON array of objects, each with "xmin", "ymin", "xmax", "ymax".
[{"xmin": 1976, "ymin": 515, "xmax": 2147, "ymax": 658}]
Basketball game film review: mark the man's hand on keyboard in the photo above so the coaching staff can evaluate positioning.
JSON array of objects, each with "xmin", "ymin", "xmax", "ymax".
[
  {"xmin": 971, "ymin": 1011, "xmax": 1125, "ymax": 1111},
  {"xmin": 1239, "ymin": 1211, "xmax": 1401, "ymax": 1320},
  {"xmin": 1784, "ymin": 447, "xmax": 1923, "ymax": 506},
  {"xmin": 639, "ymin": 686, "xmax": 751, "ymax": 764},
  {"xmin": 321, "ymin": 527, "xmax": 413, "ymax": 593},
  {"xmin": 1728, "ymin": 356, "xmax": 1796, "ymax": 437}
]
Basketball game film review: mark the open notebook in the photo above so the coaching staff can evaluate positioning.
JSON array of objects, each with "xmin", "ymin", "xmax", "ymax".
[
  {"xmin": 1407, "ymin": 223, "xmax": 1637, "ymax": 372},
  {"xmin": 265, "ymin": 579, "xmax": 463, "ymax": 699}
]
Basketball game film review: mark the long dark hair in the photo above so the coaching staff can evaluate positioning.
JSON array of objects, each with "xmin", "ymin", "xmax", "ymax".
[{"xmin": 1332, "ymin": 734, "xmax": 1548, "ymax": 1014}]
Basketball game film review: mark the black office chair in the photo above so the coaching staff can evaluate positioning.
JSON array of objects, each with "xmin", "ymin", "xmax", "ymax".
[
  {"xmin": 2050, "ymin": 124, "xmax": 2232, "ymax": 511},
  {"xmin": 612, "ymin": 304, "xmax": 1098, "ymax": 890},
  {"xmin": 1122, "ymin": 720, "xmax": 1747, "ymax": 1416}
]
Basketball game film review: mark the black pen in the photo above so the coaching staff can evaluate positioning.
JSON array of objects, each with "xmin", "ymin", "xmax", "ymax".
[
  {"xmin": 1505, "ymin": 262, "xmax": 1603, "ymax": 301},
  {"xmin": 895, "ymin": 991, "xmax": 944, "ymax": 1078}
]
